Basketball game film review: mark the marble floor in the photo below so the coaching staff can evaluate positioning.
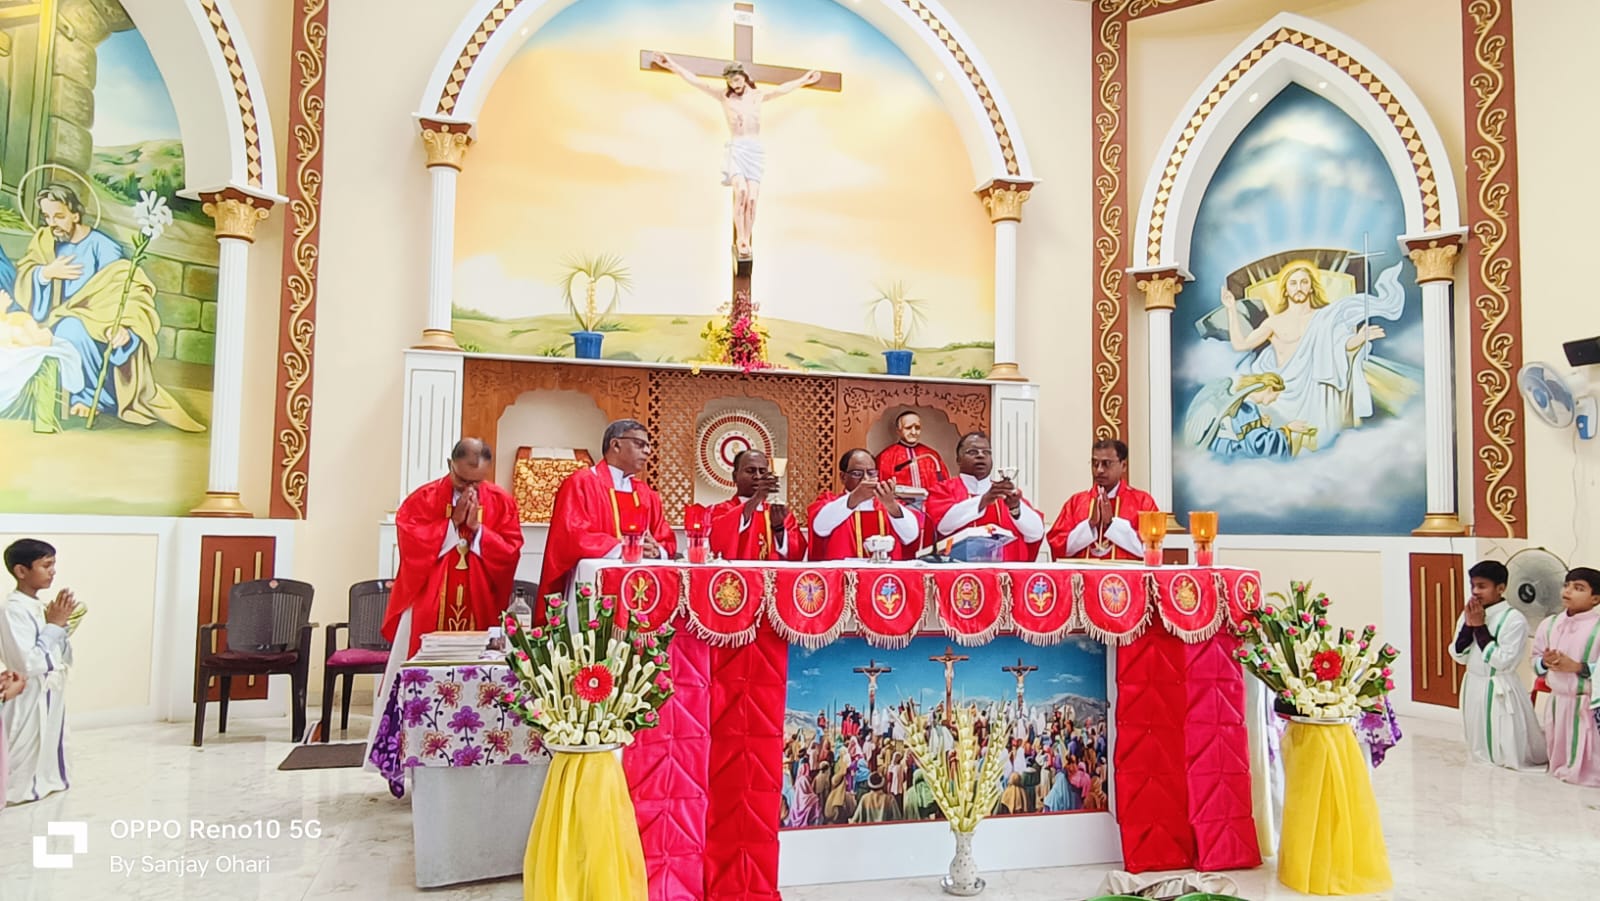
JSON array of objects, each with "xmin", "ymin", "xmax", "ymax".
[{"xmin": 1, "ymin": 714, "xmax": 1597, "ymax": 900}]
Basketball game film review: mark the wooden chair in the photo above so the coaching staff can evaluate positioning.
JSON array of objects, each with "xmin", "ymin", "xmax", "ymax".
[
  {"xmin": 193, "ymin": 578, "xmax": 315, "ymax": 747},
  {"xmin": 320, "ymin": 580, "xmax": 394, "ymax": 742}
]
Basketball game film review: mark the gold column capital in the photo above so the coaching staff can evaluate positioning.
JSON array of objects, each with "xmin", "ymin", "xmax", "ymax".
[
  {"xmin": 1129, "ymin": 266, "xmax": 1187, "ymax": 312},
  {"xmin": 420, "ymin": 119, "xmax": 475, "ymax": 171},
  {"xmin": 977, "ymin": 179, "xmax": 1034, "ymax": 223},
  {"xmin": 199, "ymin": 188, "xmax": 273, "ymax": 243},
  {"xmin": 1401, "ymin": 230, "xmax": 1467, "ymax": 284}
]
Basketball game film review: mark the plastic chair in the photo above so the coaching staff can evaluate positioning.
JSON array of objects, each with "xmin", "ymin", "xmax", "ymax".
[
  {"xmin": 320, "ymin": 580, "xmax": 394, "ymax": 742},
  {"xmin": 193, "ymin": 578, "xmax": 315, "ymax": 746}
]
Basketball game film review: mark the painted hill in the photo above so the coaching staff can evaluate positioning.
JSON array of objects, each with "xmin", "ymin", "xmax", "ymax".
[
  {"xmin": 452, "ymin": 310, "xmax": 994, "ymax": 378},
  {"xmin": 91, "ymin": 140, "xmax": 208, "ymax": 225}
]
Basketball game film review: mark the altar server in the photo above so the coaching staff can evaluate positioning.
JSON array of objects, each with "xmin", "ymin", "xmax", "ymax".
[
  {"xmin": 1448, "ymin": 560, "xmax": 1546, "ymax": 771},
  {"xmin": 876, "ymin": 411, "xmax": 948, "ymax": 492},
  {"xmin": 808, "ymin": 448, "xmax": 921, "ymax": 561},
  {"xmin": 2, "ymin": 538, "xmax": 76, "ymax": 804},
  {"xmin": 1046, "ymin": 439, "xmax": 1159, "ymax": 561},
  {"xmin": 1530, "ymin": 566, "xmax": 1600, "ymax": 787},
  {"xmin": 925, "ymin": 432, "xmax": 1044, "ymax": 562},
  {"xmin": 382, "ymin": 438, "xmax": 525, "ymax": 657},
  {"xmin": 539, "ymin": 419, "xmax": 677, "ymax": 598},
  {"xmin": 709, "ymin": 450, "xmax": 806, "ymax": 561}
]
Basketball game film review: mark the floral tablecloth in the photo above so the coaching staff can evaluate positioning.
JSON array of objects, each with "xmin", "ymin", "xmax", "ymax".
[{"xmin": 368, "ymin": 663, "xmax": 545, "ymax": 798}]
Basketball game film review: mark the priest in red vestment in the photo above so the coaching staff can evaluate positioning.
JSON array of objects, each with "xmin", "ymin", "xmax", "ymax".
[
  {"xmin": 875, "ymin": 411, "xmax": 948, "ymax": 492},
  {"xmin": 808, "ymin": 448, "xmax": 922, "ymax": 560},
  {"xmin": 538, "ymin": 419, "xmax": 677, "ymax": 599},
  {"xmin": 1046, "ymin": 439, "xmax": 1159, "ymax": 561},
  {"xmin": 925, "ymin": 432, "xmax": 1044, "ymax": 562},
  {"xmin": 382, "ymin": 437, "xmax": 525, "ymax": 657},
  {"xmin": 709, "ymin": 450, "xmax": 807, "ymax": 561}
]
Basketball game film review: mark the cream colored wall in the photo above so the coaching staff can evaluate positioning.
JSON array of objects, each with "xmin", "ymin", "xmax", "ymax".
[
  {"xmin": 1234, "ymin": 547, "xmax": 1385, "ymax": 634},
  {"xmin": 0, "ymin": 533, "xmax": 158, "ymax": 715},
  {"xmin": 1512, "ymin": 0, "xmax": 1600, "ymax": 563}
]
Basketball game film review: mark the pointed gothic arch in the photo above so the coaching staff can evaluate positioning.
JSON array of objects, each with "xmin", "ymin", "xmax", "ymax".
[{"xmin": 1133, "ymin": 13, "xmax": 1460, "ymax": 271}]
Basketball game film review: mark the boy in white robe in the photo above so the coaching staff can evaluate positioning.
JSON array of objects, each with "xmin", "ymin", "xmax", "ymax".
[
  {"xmin": 1448, "ymin": 560, "xmax": 1547, "ymax": 771},
  {"xmin": 3, "ymin": 538, "xmax": 78, "ymax": 804}
]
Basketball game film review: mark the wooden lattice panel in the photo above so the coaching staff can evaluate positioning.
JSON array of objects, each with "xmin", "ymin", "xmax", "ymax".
[
  {"xmin": 648, "ymin": 370, "xmax": 836, "ymax": 520},
  {"xmin": 461, "ymin": 358, "xmax": 648, "ymax": 448},
  {"xmin": 835, "ymin": 378, "xmax": 991, "ymax": 458}
]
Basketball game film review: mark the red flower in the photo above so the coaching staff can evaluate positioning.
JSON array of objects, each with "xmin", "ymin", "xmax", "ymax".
[
  {"xmin": 573, "ymin": 665, "xmax": 615, "ymax": 703},
  {"xmin": 1310, "ymin": 650, "xmax": 1344, "ymax": 683}
]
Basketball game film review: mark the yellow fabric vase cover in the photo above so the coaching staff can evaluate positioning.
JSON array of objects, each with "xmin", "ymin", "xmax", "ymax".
[
  {"xmin": 1277, "ymin": 720, "xmax": 1392, "ymax": 896},
  {"xmin": 525, "ymin": 748, "xmax": 648, "ymax": 901}
]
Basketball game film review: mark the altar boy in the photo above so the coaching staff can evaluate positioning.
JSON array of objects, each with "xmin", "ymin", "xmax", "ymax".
[
  {"xmin": 1447, "ymin": 560, "xmax": 1546, "ymax": 771},
  {"xmin": 3, "ymin": 538, "xmax": 77, "ymax": 804},
  {"xmin": 1530, "ymin": 566, "xmax": 1600, "ymax": 787}
]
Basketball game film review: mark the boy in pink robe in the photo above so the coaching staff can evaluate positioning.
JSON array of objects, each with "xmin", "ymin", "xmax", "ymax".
[{"xmin": 1530, "ymin": 566, "xmax": 1600, "ymax": 787}]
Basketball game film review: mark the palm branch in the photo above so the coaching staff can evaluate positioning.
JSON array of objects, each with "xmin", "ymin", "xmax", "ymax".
[
  {"xmin": 865, "ymin": 281, "xmax": 929, "ymax": 349},
  {"xmin": 557, "ymin": 252, "xmax": 632, "ymax": 332}
]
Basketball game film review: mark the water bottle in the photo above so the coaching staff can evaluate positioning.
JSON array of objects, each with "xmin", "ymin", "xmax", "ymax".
[{"xmin": 508, "ymin": 588, "xmax": 533, "ymax": 634}]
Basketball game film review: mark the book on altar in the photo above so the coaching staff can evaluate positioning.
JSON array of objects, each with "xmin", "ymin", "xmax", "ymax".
[
  {"xmin": 409, "ymin": 630, "xmax": 495, "ymax": 663},
  {"xmin": 927, "ymin": 524, "xmax": 1015, "ymax": 562}
]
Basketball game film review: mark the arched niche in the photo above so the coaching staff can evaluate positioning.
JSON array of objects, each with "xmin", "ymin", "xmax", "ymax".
[{"xmin": 1133, "ymin": 13, "xmax": 1460, "ymax": 271}]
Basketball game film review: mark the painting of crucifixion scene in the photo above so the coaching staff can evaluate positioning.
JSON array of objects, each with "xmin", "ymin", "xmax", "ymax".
[
  {"xmin": 0, "ymin": 1, "xmax": 217, "ymax": 515},
  {"xmin": 1172, "ymin": 84, "xmax": 1426, "ymax": 535},
  {"xmin": 781, "ymin": 635, "xmax": 1110, "ymax": 830},
  {"xmin": 451, "ymin": 0, "xmax": 995, "ymax": 376}
]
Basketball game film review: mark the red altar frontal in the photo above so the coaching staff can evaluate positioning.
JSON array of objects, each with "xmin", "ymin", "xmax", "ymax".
[{"xmin": 579, "ymin": 560, "xmax": 1265, "ymax": 900}]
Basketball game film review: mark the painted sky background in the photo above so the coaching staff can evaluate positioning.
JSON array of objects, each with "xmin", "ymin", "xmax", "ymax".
[
  {"xmin": 93, "ymin": 27, "xmax": 181, "ymax": 145},
  {"xmin": 1173, "ymin": 83, "xmax": 1426, "ymax": 536},
  {"xmin": 454, "ymin": 0, "xmax": 993, "ymax": 347},
  {"xmin": 787, "ymin": 635, "xmax": 1108, "ymax": 715}
]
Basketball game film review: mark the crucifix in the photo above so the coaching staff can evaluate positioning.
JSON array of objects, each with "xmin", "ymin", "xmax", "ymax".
[
  {"xmin": 642, "ymin": 1, "xmax": 843, "ymax": 302},
  {"xmin": 929, "ymin": 645, "xmax": 969, "ymax": 725},
  {"xmin": 853, "ymin": 659, "xmax": 893, "ymax": 727},
  {"xmin": 1001, "ymin": 658, "xmax": 1038, "ymax": 711}
]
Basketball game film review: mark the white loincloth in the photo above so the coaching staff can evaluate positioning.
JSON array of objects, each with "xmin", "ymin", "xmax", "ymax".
[{"xmin": 721, "ymin": 137, "xmax": 765, "ymax": 186}]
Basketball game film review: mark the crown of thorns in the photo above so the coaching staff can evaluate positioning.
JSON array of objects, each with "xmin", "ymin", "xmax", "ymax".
[{"xmin": 723, "ymin": 63, "xmax": 748, "ymax": 79}]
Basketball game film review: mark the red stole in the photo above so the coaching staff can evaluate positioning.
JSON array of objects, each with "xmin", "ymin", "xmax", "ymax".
[
  {"xmin": 1045, "ymin": 482, "xmax": 1158, "ymax": 561},
  {"xmin": 708, "ymin": 497, "xmax": 807, "ymax": 561},
  {"xmin": 805, "ymin": 493, "xmax": 920, "ymax": 561},
  {"xmin": 538, "ymin": 463, "xmax": 677, "ymax": 599},
  {"xmin": 382, "ymin": 475, "xmax": 525, "ymax": 656},
  {"xmin": 876, "ymin": 442, "xmax": 948, "ymax": 490},
  {"xmin": 924, "ymin": 476, "xmax": 1043, "ymax": 562}
]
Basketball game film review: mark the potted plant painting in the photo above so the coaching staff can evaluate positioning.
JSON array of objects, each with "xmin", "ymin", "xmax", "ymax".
[
  {"xmin": 868, "ymin": 281, "xmax": 927, "ymax": 376},
  {"xmin": 898, "ymin": 701, "xmax": 1011, "ymax": 896},
  {"xmin": 558, "ymin": 252, "xmax": 631, "ymax": 359}
]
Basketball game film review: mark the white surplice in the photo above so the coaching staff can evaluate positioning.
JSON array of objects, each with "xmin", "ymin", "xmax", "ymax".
[
  {"xmin": 1, "ymin": 589, "xmax": 72, "ymax": 803},
  {"xmin": 1447, "ymin": 603, "xmax": 1548, "ymax": 771}
]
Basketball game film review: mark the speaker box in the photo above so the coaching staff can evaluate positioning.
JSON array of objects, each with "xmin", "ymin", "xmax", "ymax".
[{"xmin": 1564, "ymin": 337, "xmax": 1600, "ymax": 367}]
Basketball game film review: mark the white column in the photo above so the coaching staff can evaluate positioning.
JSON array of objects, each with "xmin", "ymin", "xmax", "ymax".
[
  {"xmin": 1404, "ymin": 230, "xmax": 1469, "ymax": 535},
  {"xmin": 192, "ymin": 190, "xmax": 272, "ymax": 517},
  {"xmin": 978, "ymin": 179, "xmax": 1033, "ymax": 381},
  {"xmin": 416, "ymin": 118, "xmax": 474, "ymax": 350},
  {"xmin": 1129, "ymin": 266, "xmax": 1188, "ymax": 528}
]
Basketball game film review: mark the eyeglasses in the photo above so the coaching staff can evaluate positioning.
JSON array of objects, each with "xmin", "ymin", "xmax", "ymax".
[
  {"xmin": 844, "ymin": 469, "xmax": 872, "ymax": 479},
  {"xmin": 618, "ymin": 436, "xmax": 653, "ymax": 451}
]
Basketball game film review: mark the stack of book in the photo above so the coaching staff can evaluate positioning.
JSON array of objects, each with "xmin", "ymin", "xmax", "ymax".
[{"xmin": 410, "ymin": 631, "xmax": 492, "ymax": 663}]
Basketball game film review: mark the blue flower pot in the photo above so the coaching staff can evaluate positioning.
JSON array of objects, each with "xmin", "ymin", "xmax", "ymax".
[
  {"xmin": 571, "ymin": 331, "xmax": 604, "ymax": 359},
  {"xmin": 882, "ymin": 349, "xmax": 914, "ymax": 376}
]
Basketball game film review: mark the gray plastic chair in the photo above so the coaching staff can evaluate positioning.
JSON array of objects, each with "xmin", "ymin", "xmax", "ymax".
[
  {"xmin": 193, "ymin": 578, "xmax": 315, "ymax": 747},
  {"xmin": 320, "ymin": 580, "xmax": 394, "ymax": 742}
]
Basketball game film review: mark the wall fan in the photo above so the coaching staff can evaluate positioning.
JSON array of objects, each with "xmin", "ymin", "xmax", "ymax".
[
  {"xmin": 1517, "ymin": 362, "xmax": 1595, "ymax": 439},
  {"xmin": 1504, "ymin": 547, "xmax": 1569, "ymax": 624}
]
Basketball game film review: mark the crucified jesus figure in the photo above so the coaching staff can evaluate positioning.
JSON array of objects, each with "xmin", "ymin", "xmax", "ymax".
[{"xmin": 652, "ymin": 52, "xmax": 819, "ymax": 259}]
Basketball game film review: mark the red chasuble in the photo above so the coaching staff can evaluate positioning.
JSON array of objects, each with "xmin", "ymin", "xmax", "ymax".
[
  {"xmin": 383, "ymin": 475, "xmax": 525, "ymax": 656},
  {"xmin": 876, "ymin": 442, "xmax": 948, "ymax": 491},
  {"xmin": 538, "ymin": 463, "xmax": 677, "ymax": 599},
  {"xmin": 1045, "ymin": 481, "xmax": 1158, "ymax": 562},
  {"xmin": 805, "ymin": 493, "xmax": 921, "ymax": 561},
  {"xmin": 708, "ymin": 497, "xmax": 807, "ymax": 561},
  {"xmin": 924, "ymin": 477, "xmax": 1043, "ymax": 563}
]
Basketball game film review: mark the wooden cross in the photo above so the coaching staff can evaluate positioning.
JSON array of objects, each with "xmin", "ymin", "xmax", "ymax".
[
  {"xmin": 1001, "ymin": 658, "xmax": 1039, "ymax": 709},
  {"xmin": 930, "ymin": 645, "xmax": 969, "ymax": 722},
  {"xmin": 853, "ymin": 659, "xmax": 893, "ymax": 725},
  {"xmin": 641, "ymin": 1, "xmax": 842, "ymax": 290}
]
